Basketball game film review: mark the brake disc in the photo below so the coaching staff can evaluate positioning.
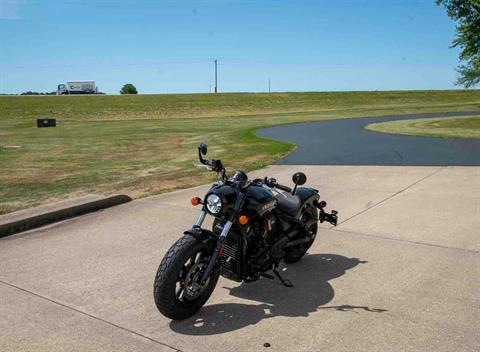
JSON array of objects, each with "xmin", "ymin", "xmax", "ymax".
[{"xmin": 183, "ymin": 260, "xmax": 210, "ymax": 300}]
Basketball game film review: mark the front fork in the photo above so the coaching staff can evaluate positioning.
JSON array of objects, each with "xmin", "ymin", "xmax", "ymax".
[
  {"xmin": 197, "ymin": 193, "xmax": 245, "ymax": 284},
  {"xmin": 200, "ymin": 219, "xmax": 232, "ymax": 284},
  {"xmin": 191, "ymin": 208, "xmax": 233, "ymax": 284},
  {"xmin": 194, "ymin": 210, "xmax": 207, "ymax": 227}
]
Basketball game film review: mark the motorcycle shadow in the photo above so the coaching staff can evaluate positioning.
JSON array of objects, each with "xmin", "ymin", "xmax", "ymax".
[{"xmin": 170, "ymin": 253, "xmax": 380, "ymax": 335}]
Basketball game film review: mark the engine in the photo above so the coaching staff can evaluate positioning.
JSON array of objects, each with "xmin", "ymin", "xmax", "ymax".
[
  {"xmin": 212, "ymin": 211, "xmax": 287, "ymax": 282},
  {"xmin": 244, "ymin": 211, "xmax": 285, "ymax": 276}
]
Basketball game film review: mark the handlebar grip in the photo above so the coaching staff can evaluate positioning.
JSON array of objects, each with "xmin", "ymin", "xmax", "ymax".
[
  {"xmin": 264, "ymin": 177, "xmax": 292, "ymax": 193},
  {"xmin": 276, "ymin": 183, "xmax": 292, "ymax": 193}
]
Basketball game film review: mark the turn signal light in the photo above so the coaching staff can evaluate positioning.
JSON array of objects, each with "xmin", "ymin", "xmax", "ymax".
[
  {"xmin": 238, "ymin": 215, "xmax": 249, "ymax": 225},
  {"xmin": 191, "ymin": 197, "xmax": 201, "ymax": 206}
]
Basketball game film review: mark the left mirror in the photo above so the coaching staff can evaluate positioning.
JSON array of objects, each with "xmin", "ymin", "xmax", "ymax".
[{"xmin": 199, "ymin": 143, "xmax": 208, "ymax": 156}]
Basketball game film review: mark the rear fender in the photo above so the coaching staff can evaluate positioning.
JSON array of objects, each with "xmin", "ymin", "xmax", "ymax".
[{"xmin": 294, "ymin": 187, "xmax": 320, "ymax": 219}]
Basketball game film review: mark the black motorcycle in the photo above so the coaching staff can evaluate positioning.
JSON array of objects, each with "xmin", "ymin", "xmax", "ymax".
[{"xmin": 153, "ymin": 143, "xmax": 338, "ymax": 320}]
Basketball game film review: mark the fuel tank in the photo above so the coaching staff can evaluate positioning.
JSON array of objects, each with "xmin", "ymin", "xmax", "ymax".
[{"xmin": 245, "ymin": 184, "xmax": 276, "ymax": 216}]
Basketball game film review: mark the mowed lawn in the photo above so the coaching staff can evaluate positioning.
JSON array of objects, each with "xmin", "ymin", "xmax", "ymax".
[
  {"xmin": 365, "ymin": 115, "xmax": 480, "ymax": 139},
  {"xmin": 1, "ymin": 90, "xmax": 480, "ymax": 214}
]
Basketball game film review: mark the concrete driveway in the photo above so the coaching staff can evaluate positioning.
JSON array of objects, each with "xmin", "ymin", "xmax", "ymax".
[{"xmin": 1, "ymin": 166, "xmax": 479, "ymax": 352}]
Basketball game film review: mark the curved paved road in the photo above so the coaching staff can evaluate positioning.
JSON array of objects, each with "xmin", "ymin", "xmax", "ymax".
[{"xmin": 257, "ymin": 111, "xmax": 480, "ymax": 165}]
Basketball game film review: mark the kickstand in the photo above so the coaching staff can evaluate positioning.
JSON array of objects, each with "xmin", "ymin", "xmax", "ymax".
[
  {"xmin": 272, "ymin": 267, "xmax": 293, "ymax": 287},
  {"xmin": 260, "ymin": 272, "xmax": 274, "ymax": 280}
]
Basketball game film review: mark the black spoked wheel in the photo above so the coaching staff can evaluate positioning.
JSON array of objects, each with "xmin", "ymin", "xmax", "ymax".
[
  {"xmin": 153, "ymin": 235, "xmax": 219, "ymax": 320},
  {"xmin": 284, "ymin": 205, "xmax": 318, "ymax": 264}
]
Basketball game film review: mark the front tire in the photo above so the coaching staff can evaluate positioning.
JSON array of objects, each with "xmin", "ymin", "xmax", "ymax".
[{"xmin": 153, "ymin": 235, "xmax": 219, "ymax": 320}]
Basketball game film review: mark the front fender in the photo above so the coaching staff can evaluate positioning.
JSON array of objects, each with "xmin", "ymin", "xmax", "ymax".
[{"xmin": 184, "ymin": 226, "xmax": 217, "ymax": 243}]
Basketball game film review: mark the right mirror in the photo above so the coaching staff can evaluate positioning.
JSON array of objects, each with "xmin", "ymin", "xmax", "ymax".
[{"xmin": 292, "ymin": 172, "xmax": 307, "ymax": 186}]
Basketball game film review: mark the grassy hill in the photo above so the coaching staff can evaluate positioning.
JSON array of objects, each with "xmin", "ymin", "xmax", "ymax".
[
  {"xmin": 365, "ymin": 115, "xmax": 480, "ymax": 139},
  {"xmin": 3, "ymin": 90, "xmax": 480, "ymax": 121},
  {"xmin": 1, "ymin": 90, "xmax": 479, "ymax": 214}
]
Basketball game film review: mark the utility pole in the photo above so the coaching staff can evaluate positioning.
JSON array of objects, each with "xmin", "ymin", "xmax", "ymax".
[
  {"xmin": 214, "ymin": 59, "xmax": 218, "ymax": 94},
  {"xmin": 268, "ymin": 77, "xmax": 271, "ymax": 94}
]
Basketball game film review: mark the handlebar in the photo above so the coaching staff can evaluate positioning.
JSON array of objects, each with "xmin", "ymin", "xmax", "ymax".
[
  {"xmin": 276, "ymin": 183, "xmax": 292, "ymax": 193},
  {"xmin": 199, "ymin": 158, "xmax": 227, "ymax": 181},
  {"xmin": 264, "ymin": 177, "xmax": 292, "ymax": 193}
]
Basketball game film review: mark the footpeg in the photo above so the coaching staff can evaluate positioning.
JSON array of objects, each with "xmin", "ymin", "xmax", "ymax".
[{"xmin": 272, "ymin": 268, "xmax": 293, "ymax": 287}]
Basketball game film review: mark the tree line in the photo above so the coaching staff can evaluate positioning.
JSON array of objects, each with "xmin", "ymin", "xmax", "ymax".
[{"xmin": 14, "ymin": 83, "xmax": 139, "ymax": 95}]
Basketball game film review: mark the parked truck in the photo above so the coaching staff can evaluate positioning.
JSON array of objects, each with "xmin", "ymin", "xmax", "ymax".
[{"xmin": 57, "ymin": 81, "xmax": 97, "ymax": 95}]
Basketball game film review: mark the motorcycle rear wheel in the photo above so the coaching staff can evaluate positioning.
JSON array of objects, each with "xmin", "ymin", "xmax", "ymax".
[
  {"xmin": 153, "ymin": 235, "xmax": 219, "ymax": 320},
  {"xmin": 283, "ymin": 205, "xmax": 318, "ymax": 263}
]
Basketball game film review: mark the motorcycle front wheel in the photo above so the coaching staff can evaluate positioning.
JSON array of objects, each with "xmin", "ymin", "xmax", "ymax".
[{"xmin": 153, "ymin": 235, "xmax": 219, "ymax": 320}]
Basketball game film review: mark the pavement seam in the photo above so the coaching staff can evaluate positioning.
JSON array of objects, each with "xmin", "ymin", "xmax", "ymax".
[
  {"xmin": 332, "ymin": 166, "xmax": 446, "ymax": 228},
  {"xmin": 0, "ymin": 280, "xmax": 183, "ymax": 352},
  {"xmin": 329, "ymin": 227, "xmax": 479, "ymax": 254}
]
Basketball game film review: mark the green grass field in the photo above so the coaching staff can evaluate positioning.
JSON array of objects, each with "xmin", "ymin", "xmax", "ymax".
[
  {"xmin": 1, "ymin": 90, "xmax": 480, "ymax": 214},
  {"xmin": 365, "ymin": 115, "xmax": 480, "ymax": 139}
]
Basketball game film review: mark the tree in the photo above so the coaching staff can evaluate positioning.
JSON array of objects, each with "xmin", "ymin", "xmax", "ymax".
[
  {"xmin": 120, "ymin": 83, "xmax": 138, "ymax": 94},
  {"xmin": 436, "ymin": 0, "xmax": 480, "ymax": 87}
]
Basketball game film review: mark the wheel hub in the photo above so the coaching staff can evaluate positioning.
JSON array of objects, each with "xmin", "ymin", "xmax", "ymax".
[{"xmin": 183, "ymin": 261, "xmax": 209, "ymax": 300}]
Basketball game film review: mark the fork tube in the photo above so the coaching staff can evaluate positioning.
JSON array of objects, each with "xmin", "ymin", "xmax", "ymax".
[
  {"xmin": 218, "ymin": 220, "xmax": 233, "ymax": 240},
  {"xmin": 194, "ymin": 210, "xmax": 207, "ymax": 227},
  {"xmin": 200, "ymin": 219, "xmax": 233, "ymax": 283}
]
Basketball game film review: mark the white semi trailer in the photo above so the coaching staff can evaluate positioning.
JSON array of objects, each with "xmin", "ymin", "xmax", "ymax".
[{"xmin": 57, "ymin": 81, "xmax": 97, "ymax": 95}]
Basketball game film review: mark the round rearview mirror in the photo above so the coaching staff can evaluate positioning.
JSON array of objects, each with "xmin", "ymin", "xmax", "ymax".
[
  {"xmin": 199, "ymin": 143, "xmax": 208, "ymax": 156},
  {"xmin": 292, "ymin": 172, "xmax": 307, "ymax": 186}
]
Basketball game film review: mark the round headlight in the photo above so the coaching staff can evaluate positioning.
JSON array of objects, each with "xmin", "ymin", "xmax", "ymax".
[{"xmin": 206, "ymin": 194, "xmax": 222, "ymax": 214}]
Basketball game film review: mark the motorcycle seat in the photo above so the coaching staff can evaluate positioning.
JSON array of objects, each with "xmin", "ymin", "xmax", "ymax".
[{"xmin": 275, "ymin": 192, "xmax": 301, "ymax": 216}]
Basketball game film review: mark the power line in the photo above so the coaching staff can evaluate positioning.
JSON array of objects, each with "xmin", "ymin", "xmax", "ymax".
[{"xmin": 214, "ymin": 59, "xmax": 218, "ymax": 94}]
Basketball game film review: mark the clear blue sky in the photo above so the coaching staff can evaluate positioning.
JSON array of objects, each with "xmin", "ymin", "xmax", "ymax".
[{"xmin": 0, "ymin": 0, "xmax": 461, "ymax": 94}]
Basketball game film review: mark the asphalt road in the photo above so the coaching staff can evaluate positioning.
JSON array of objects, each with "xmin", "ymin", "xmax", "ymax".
[
  {"xmin": 257, "ymin": 111, "xmax": 480, "ymax": 165},
  {"xmin": 1, "ymin": 165, "xmax": 479, "ymax": 352}
]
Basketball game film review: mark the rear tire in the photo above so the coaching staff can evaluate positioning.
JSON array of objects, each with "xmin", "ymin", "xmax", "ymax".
[
  {"xmin": 153, "ymin": 235, "xmax": 219, "ymax": 320},
  {"xmin": 284, "ymin": 205, "xmax": 318, "ymax": 264}
]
